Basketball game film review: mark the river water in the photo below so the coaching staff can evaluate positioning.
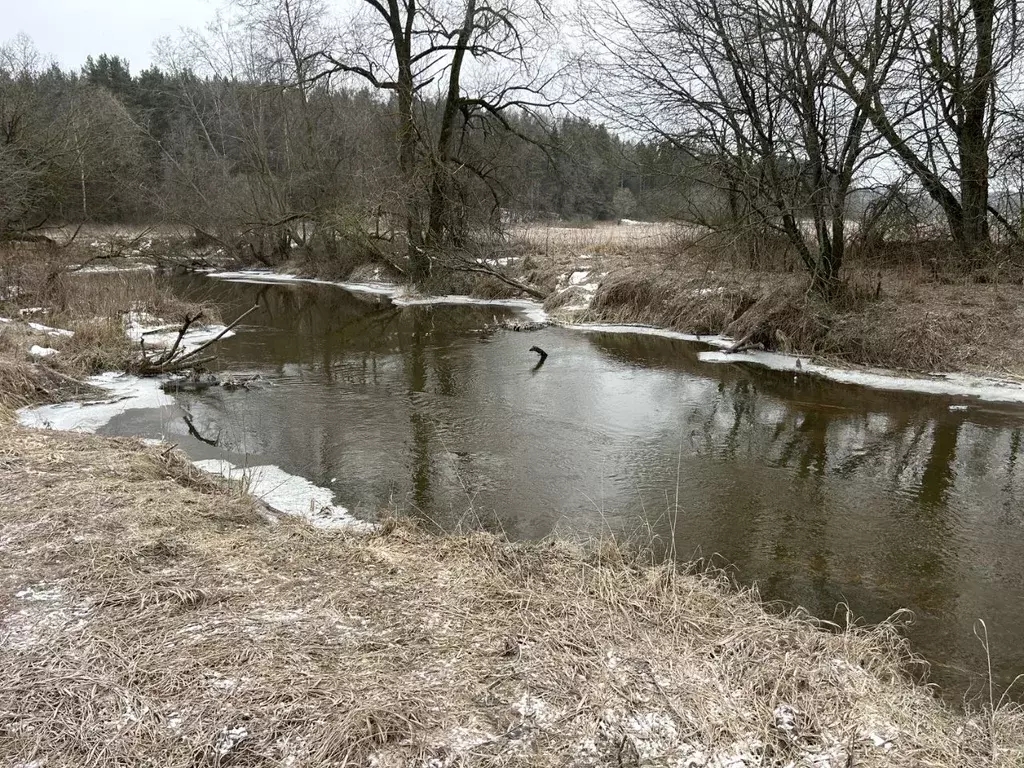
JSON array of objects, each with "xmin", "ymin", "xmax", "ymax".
[{"xmin": 96, "ymin": 274, "xmax": 1024, "ymax": 702}]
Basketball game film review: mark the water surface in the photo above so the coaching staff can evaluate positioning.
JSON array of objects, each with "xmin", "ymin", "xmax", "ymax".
[{"xmin": 99, "ymin": 275, "xmax": 1024, "ymax": 702}]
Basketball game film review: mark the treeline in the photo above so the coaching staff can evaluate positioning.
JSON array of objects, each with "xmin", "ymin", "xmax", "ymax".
[
  {"xmin": 0, "ymin": 37, "xmax": 691, "ymax": 247},
  {"xmin": 7, "ymin": 0, "xmax": 1022, "ymax": 290}
]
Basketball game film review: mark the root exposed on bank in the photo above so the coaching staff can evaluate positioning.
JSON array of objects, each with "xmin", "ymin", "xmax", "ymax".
[{"xmin": 1, "ymin": 424, "xmax": 1022, "ymax": 767}]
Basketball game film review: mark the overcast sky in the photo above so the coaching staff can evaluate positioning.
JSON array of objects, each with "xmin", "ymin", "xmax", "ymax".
[{"xmin": 8, "ymin": 0, "xmax": 218, "ymax": 73}]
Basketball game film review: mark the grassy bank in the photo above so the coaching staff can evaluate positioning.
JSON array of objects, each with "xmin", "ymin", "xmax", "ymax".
[
  {"xmin": 0, "ymin": 242, "xmax": 215, "ymax": 407},
  {"xmin": 2, "ymin": 422, "xmax": 1022, "ymax": 766},
  {"xmin": 519, "ymin": 223, "xmax": 1024, "ymax": 377}
]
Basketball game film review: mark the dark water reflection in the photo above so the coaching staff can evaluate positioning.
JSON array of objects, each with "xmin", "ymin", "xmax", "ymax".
[{"xmin": 100, "ymin": 275, "xmax": 1024, "ymax": 702}]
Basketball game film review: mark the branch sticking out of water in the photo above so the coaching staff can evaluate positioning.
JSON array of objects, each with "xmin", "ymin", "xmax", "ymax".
[
  {"xmin": 530, "ymin": 345, "xmax": 548, "ymax": 372},
  {"xmin": 137, "ymin": 303, "xmax": 260, "ymax": 375}
]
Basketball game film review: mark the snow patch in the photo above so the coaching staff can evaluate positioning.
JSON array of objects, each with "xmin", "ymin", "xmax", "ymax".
[
  {"xmin": 549, "ymin": 270, "xmax": 603, "ymax": 312},
  {"xmin": 393, "ymin": 294, "xmax": 549, "ymax": 324},
  {"xmin": 125, "ymin": 311, "xmax": 233, "ymax": 357},
  {"xmin": 27, "ymin": 321, "xmax": 74, "ymax": 337},
  {"xmin": 699, "ymin": 349, "xmax": 1024, "ymax": 403},
  {"xmin": 73, "ymin": 262, "xmax": 156, "ymax": 273},
  {"xmin": 474, "ymin": 256, "xmax": 519, "ymax": 267},
  {"xmin": 688, "ymin": 286, "xmax": 726, "ymax": 296},
  {"xmin": 573, "ymin": 322, "xmax": 733, "ymax": 349},
  {"xmin": 569, "ymin": 270, "xmax": 591, "ymax": 286},
  {"xmin": 209, "ymin": 270, "xmax": 398, "ymax": 297},
  {"xmin": 215, "ymin": 725, "xmax": 248, "ymax": 756},
  {"xmin": 18, "ymin": 372, "xmax": 175, "ymax": 433},
  {"xmin": 192, "ymin": 458, "xmax": 371, "ymax": 531},
  {"xmin": 207, "ymin": 270, "xmax": 549, "ymax": 324}
]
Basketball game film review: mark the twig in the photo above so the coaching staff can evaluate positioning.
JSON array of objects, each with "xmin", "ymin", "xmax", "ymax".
[
  {"xmin": 172, "ymin": 304, "xmax": 260, "ymax": 366},
  {"xmin": 154, "ymin": 313, "xmax": 204, "ymax": 366}
]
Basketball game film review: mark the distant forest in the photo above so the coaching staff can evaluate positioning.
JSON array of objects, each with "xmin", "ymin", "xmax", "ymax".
[{"xmin": 0, "ymin": 42, "xmax": 686, "ymax": 231}]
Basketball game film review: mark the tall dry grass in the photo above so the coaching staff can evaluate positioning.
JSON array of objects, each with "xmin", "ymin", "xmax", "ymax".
[
  {"xmin": 0, "ymin": 243, "xmax": 222, "ymax": 408},
  {"xmin": 1, "ymin": 424, "xmax": 1022, "ymax": 767}
]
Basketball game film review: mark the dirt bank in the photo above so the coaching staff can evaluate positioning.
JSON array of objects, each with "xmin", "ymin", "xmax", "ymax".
[{"xmin": 2, "ymin": 422, "xmax": 1022, "ymax": 767}]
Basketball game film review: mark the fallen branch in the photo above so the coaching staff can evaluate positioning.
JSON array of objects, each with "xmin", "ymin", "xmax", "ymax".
[
  {"xmin": 725, "ymin": 333, "xmax": 764, "ymax": 354},
  {"xmin": 136, "ymin": 304, "xmax": 258, "ymax": 375},
  {"xmin": 173, "ymin": 304, "xmax": 260, "ymax": 366},
  {"xmin": 153, "ymin": 313, "xmax": 204, "ymax": 367},
  {"xmin": 448, "ymin": 260, "xmax": 547, "ymax": 300}
]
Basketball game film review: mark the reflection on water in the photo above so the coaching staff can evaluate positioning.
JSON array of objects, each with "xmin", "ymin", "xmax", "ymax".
[{"xmin": 99, "ymin": 275, "xmax": 1024, "ymax": 702}]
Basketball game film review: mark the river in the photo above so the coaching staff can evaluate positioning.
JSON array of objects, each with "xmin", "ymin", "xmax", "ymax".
[{"xmin": 92, "ymin": 273, "xmax": 1024, "ymax": 703}]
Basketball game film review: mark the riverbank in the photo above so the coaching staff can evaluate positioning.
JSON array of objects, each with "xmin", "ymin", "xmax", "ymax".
[
  {"xmin": 512, "ymin": 223, "xmax": 1024, "ymax": 380},
  {"xmin": 3, "ymin": 420, "xmax": 1023, "ymax": 767},
  {"xmin": 3, "ymin": 243, "xmax": 1024, "ymax": 765},
  {"xmin": 26, "ymin": 222, "xmax": 1024, "ymax": 380},
  {"xmin": 264, "ymin": 221, "xmax": 1024, "ymax": 387}
]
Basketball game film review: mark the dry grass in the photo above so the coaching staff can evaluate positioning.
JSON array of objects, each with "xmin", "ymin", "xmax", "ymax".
[
  {"xmin": 1, "ymin": 423, "xmax": 1022, "ymax": 767},
  {"xmin": 1, "ymin": 242, "xmax": 208, "ymax": 322},
  {"xmin": 515, "ymin": 226, "xmax": 1024, "ymax": 376},
  {"xmin": 0, "ymin": 243, "xmax": 222, "ymax": 396},
  {"xmin": 510, "ymin": 222, "xmax": 690, "ymax": 256}
]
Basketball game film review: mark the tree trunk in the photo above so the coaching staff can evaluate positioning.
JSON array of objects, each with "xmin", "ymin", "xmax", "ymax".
[
  {"xmin": 426, "ymin": 0, "xmax": 476, "ymax": 251},
  {"xmin": 390, "ymin": 2, "xmax": 429, "ymax": 281},
  {"xmin": 398, "ymin": 72, "xmax": 428, "ymax": 280},
  {"xmin": 957, "ymin": 0, "xmax": 995, "ymax": 264}
]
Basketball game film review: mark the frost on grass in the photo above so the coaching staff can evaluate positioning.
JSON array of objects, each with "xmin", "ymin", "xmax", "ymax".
[{"xmin": 1, "ymin": 584, "xmax": 90, "ymax": 652}]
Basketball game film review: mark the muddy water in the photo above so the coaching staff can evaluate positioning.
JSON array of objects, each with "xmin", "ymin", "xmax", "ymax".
[{"xmin": 102, "ymin": 275, "xmax": 1024, "ymax": 701}]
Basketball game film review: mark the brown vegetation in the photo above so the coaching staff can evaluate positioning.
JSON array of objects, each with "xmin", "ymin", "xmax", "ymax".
[
  {"xmin": 2, "ymin": 421, "xmax": 1022, "ymax": 766},
  {"xmin": 1, "ymin": 226, "xmax": 1024, "ymax": 766},
  {"xmin": 0, "ymin": 242, "xmax": 220, "ymax": 383},
  {"xmin": 516, "ymin": 224, "xmax": 1024, "ymax": 377}
]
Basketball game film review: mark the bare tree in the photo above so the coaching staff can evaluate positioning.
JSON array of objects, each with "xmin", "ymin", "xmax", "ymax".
[
  {"xmin": 584, "ymin": 0, "xmax": 881, "ymax": 290},
  {"xmin": 323, "ymin": 0, "xmax": 562, "ymax": 280},
  {"xmin": 824, "ymin": 0, "xmax": 1024, "ymax": 261}
]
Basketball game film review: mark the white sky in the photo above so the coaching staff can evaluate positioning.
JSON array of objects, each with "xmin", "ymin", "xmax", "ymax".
[{"xmin": 8, "ymin": 0, "xmax": 219, "ymax": 73}]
